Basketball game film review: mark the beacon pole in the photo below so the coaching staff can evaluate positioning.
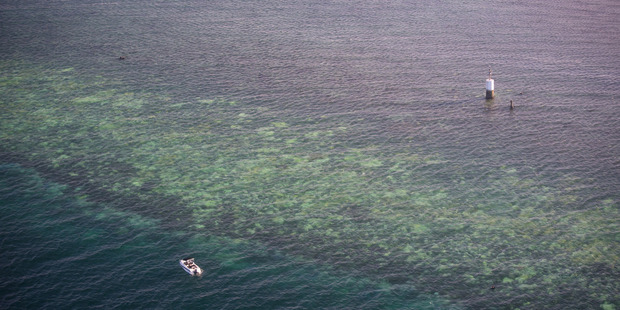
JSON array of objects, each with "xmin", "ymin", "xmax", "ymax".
[{"xmin": 486, "ymin": 68, "xmax": 495, "ymax": 99}]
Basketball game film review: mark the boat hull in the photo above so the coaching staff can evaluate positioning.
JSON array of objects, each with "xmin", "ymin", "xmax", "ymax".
[{"xmin": 179, "ymin": 259, "xmax": 203, "ymax": 276}]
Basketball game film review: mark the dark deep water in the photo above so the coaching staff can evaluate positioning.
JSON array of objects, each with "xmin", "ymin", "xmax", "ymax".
[{"xmin": 1, "ymin": 0, "xmax": 619, "ymax": 309}]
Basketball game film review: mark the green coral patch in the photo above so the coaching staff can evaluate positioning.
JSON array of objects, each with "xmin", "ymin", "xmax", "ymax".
[{"xmin": 0, "ymin": 62, "xmax": 618, "ymax": 309}]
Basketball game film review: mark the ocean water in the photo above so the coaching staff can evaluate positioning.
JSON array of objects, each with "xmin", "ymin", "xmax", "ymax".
[{"xmin": 1, "ymin": 0, "xmax": 619, "ymax": 309}]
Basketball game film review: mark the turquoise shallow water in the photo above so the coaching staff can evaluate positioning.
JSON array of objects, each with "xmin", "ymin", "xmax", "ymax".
[
  {"xmin": 0, "ymin": 164, "xmax": 452, "ymax": 309},
  {"xmin": 1, "ymin": 0, "xmax": 619, "ymax": 309}
]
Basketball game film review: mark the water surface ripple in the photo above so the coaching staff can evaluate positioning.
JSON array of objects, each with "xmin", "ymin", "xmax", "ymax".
[{"xmin": 1, "ymin": 0, "xmax": 619, "ymax": 309}]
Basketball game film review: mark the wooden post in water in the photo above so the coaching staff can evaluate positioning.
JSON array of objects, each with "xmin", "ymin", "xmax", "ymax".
[{"xmin": 486, "ymin": 68, "xmax": 495, "ymax": 99}]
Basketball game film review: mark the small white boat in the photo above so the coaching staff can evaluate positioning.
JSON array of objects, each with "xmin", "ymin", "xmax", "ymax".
[{"xmin": 180, "ymin": 257, "xmax": 203, "ymax": 276}]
